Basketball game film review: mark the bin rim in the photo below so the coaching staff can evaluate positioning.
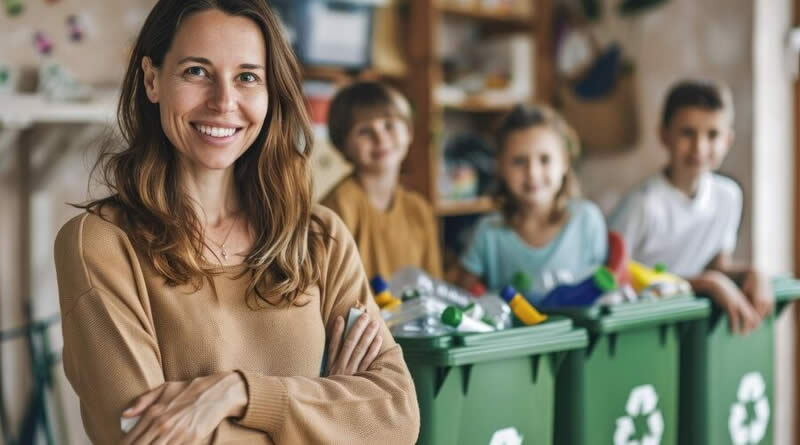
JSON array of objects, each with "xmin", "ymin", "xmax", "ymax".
[{"xmin": 544, "ymin": 295, "xmax": 711, "ymax": 334}]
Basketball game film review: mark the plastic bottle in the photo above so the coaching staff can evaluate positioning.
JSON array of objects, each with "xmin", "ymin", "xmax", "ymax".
[
  {"xmin": 538, "ymin": 266, "xmax": 617, "ymax": 309},
  {"xmin": 500, "ymin": 285, "xmax": 547, "ymax": 325},
  {"xmin": 628, "ymin": 261, "xmax": 691, "ymax": 297},
  {"xmin": 371, "ymin": 275, "xmax": 402, "ymax": 309},
  {"xmin": 441, "ymin": 306, "xmax": 494, "ymax": 333},
  {"xmin": 474, "ymin": 293, "xmax": 514, "ymax": 330},
  {"xmin": 511, "ymin": 270, "xmax": 578, "ymax": 304},
  {"xmin": 381, "ymin": 296, "xmax": 448, "ymax": 329},
  {"xmin": 389, "ymin": 267, "xmax": 473, "ymax": 308}
]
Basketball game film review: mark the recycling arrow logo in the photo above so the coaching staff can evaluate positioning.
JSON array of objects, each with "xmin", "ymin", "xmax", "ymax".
[
  {"xmin": 614, "ymin": 384, "xmax": 664, "ymax": 445},
  {"xmin": 489, "ymin": 427, "xmax": 523, "ymax": 445},
  {"xmin": 729, "ymin": 372, "xmax": 770, "ymax": 445}
]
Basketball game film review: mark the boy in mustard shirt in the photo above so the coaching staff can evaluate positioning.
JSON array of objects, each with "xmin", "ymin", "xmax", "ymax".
[{"xmin": 321, "ymin": 81, "xmax": 442, "ymax": 279}]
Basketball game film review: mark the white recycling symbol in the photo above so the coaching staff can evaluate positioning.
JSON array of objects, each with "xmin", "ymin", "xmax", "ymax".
[
  {"xmin": 729, "ymin": 372, "xmax": 770, "ymax": 445},
  {"xmin": 614, "ymin": 384, "xmax": 664, "ymax": 445},
  {"xmin": 489, "ymin": 427, "xmax": 523, "ymax": 445}
]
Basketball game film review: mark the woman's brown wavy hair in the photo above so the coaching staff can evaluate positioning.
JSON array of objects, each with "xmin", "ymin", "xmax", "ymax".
[
  {"xmin": 493, "ymin": 104, "xmax": 582, "ymax": 224},
  {"xmin": 80, "ymin": 0, "xmax": 327, "ymax": 307}
]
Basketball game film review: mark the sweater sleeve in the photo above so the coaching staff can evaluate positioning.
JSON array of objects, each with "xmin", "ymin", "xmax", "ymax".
[
  {"xmin": 54, "ymin": 213, "xmax": 167, "ymax": 444},
  {"xmin": 235, "ymin": 206, "xmax": 420, "ymax": 445}
]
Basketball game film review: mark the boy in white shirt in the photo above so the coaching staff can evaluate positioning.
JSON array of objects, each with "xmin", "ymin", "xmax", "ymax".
[{"xmin": 610, "ymin": 79, "xmax": 773, "ymax": 334}]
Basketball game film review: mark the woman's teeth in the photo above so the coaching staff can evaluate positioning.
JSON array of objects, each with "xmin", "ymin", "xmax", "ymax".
[{"xmin": 196, "ymin": 125, "xmax": 237, "ymax": 138}]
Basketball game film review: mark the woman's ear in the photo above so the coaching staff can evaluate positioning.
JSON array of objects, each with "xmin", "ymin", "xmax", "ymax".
[{"xmin": 142, "ymin": 56, "xmax": 160, "ymax": 104}]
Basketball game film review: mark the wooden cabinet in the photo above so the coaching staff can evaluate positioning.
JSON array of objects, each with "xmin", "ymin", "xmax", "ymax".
[{"xmin": 403, "ymin": 0, "xmax": 553, "ymax": 216}]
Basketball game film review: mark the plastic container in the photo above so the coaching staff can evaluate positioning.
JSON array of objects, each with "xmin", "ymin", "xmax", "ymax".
[
  {"xmin": 441, "ymin": 306, "xmax": 494, "ymax": 333},
  {"xmin": 551, "ymin": 296, "xmax": 710, "ymax": 445},
  {"xmin": 538, "ymin": 267, "xmax": 617, "ymax": 309},
  {"xmin": 390, "ymin": 267, "xmax": 473, "ymax": 308},
  {"xmin": 397, "ymin": 317, "xmax": 588, "ymax": 445},
  {"xmin": 501, "ymin": 285, "xmax": 548, "ymax": 325},
  {"xmin": 679, "ymin": 277, "xmax": 800, "ymax": 445}
]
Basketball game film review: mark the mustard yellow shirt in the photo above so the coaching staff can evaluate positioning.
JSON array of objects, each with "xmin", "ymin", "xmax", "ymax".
[{"xmin": 321, "ymin": 175, "xmax": 442, "ymax": 280}]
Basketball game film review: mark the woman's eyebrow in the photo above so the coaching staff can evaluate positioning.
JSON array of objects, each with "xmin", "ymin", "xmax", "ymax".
[
  {"xmin": 177, "ymin": 56, "xmax": 264, "ymax": 71},
  {"xmin": 177, "ymin": 56, "xmax": 212, "ymax": 65}
]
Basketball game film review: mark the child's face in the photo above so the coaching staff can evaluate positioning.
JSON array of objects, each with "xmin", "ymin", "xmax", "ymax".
[
  {"xmin": 499, "ymin": 125, "xmax": 568, "ymax": 210},
  {"xmin": 343, "ymin": 112, "xmax": 411, "ymax": 175},
  {"xmin": 661, "ymin": 107, "xmax": 733, "ymax": 179}
]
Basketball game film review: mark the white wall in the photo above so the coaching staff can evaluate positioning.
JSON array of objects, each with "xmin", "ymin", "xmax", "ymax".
[
  {"xmin": 753, "ymin": 0, "xmax": 796, "ymax": 443},
  {"xmin": 576, "ymin": 0, "xmax": 755, "ymax": 263}
]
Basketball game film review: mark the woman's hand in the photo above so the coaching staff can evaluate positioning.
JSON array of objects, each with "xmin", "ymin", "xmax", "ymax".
[
  {"xmin": 326, "ymin": 312, "xmax": 383, "ymax": 376},
  {"xmin": 120, "ymin": 372, "xmax": 247, "ymax": 445}
]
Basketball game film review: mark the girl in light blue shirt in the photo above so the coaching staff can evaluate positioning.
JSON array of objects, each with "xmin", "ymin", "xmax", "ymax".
[{"xmin": 455, "ymin": 105, "xmax": 607, "ymax": 302}]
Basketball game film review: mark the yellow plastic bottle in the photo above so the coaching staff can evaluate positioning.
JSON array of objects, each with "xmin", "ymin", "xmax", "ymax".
[
  {"xmin": 500, "ymin": 285, "xmax": 547, "ymax": 325},
  {"xmin": 628, "ymin": 261, "xmax": 683, "ymax": 293},
  {"xmin": 371, "ymin": 276, "xmax": 401, "ymax": 309}
]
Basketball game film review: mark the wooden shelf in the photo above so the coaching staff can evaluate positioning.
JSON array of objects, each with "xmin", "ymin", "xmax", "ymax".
[
  {"xmin": 303, "ymin": 65, "xmax": 404, "ymax": 83},
  {"xmin": 436, "ymin": 196, "xmax": 496, "ymax": 216},
  {"xmin": 440, "ymin": 100, "xmax": 516, "ymax": 113},
  {"xmin": 436, "ymin": 4, "xmax": 534, "ymax": 29}
]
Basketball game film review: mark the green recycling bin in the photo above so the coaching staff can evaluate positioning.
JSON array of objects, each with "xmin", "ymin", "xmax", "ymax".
[
  {"xmin": 397, "ymin": 316, "xmax": 587, "ymax": 445},
  {"xmin": 679, "ymin": 277, "xmax": 800, "ymax": 445},
  {"xmin": 551, "ymin": 295, "xmax": 710, "ymax": 445}
]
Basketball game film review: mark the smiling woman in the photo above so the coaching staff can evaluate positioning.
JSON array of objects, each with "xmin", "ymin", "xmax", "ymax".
[{"xmin": 52, "ymin": 1, "xmax": 420, "ymax": 444}]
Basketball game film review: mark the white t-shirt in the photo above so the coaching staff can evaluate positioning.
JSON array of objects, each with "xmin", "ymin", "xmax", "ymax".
[{"xmin": 608, "ymin": 172, "xmax": 742, "ymax": 277}]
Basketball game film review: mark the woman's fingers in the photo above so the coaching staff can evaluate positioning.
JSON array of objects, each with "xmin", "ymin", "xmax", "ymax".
[
  {"xmin": 121, "ymin": 401, "xmax": 165, "ymax": 445},
  {"xmin": 347, "ymin": 320, "xmax": 380, "ymax": 374},
  {"xmin": 123, "ymin": 385, "xmax": 165, "ymax": 418},
  {"xmin": 326, "ymin": 316, "xmax": 345, "ymax": 374},
  {"xmin": 358, "ymin": 334, "xmax": 383, "ymax": 373},
  {"xmin": 335, "ymin": 313, "xmax": 370, "ymax": 369}
]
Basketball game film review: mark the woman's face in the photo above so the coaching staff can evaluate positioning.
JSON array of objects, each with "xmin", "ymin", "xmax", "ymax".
[{"xmin": 142, "ymin": 9, "xmax": 269, "ymax": 172}]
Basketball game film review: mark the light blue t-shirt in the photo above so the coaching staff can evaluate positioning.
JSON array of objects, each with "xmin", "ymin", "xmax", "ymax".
[{"xmin": 460, "ymin": 199, "xmax": 608, "ymax": 297}]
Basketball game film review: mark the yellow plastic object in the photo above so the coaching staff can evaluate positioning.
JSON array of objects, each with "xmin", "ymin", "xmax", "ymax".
[
  {"xmin": 381, "ymin": 298, "xmax": 403, "ymax": 311},
  {"xmin": 501, "ymin": 286, "xmax": 547, "ymax": 325},
  {"xmin": 628, "ymin": 261, "xmax": 686, "ymax": 293},
  {"xmin": 375, "ymin": 290, "xmax": 400, "ymax": 308}
]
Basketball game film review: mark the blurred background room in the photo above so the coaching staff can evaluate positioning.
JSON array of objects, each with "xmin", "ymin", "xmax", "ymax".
[{"xmin": 1, "ymin": 0, "xmax": 799, "ymax": 443}]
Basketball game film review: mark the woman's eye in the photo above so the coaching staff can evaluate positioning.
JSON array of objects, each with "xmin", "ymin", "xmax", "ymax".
[
  {"xmin": 239, "ymin": 72, "xmax": 259, "ymax": 83},
  {"xmin": 185, "ymin": 66, "xmax": 207, "ymax": 77}
]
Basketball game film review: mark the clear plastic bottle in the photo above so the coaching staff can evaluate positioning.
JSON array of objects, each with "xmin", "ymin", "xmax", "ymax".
[
  {"xmin": 389, "ymin": 267, "xmax": 473, "ymax": 308},
  {"xmin": 441, "ymin": 306, "xmax": 494, "ymax": 333}
]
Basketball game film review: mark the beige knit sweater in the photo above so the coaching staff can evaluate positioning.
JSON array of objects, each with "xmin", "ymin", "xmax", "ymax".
[{"xmin": 54, "ymin": 205, "xmax": 419, "ymax": 444}]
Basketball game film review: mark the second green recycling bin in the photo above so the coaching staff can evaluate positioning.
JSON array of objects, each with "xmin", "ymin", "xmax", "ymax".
[
  {"xmin": 679, "ymin": 277, "xmax": 800, "ymax": 445},
  {"xmin": 397, "ymin": 316, "xmax": 587, "ymax": 445},
  {"xmin": 551, "ymin": 295, "xmax": 710, "ymax": 445}
]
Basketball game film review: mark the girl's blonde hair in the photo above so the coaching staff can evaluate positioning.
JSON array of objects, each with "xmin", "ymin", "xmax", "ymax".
[
  {"xmin": 79, "ymin": 0, "xmax": 327, "ymax": 307},
  {"xmin": 493, "ymin": 104, "xmax": 581, "ymax": 223}
]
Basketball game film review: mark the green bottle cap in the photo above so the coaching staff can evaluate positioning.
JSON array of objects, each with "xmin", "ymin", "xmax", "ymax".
[
  {"xmin": 593, "ymin": 266, "xmax": 617, "ymax": 292},
  {"xmin": 512, "ymin": 271, "xmax": 533, "ymax": 292},
  {"xmin": 441, "ymin": 306, "xmax": 463, "ymax": 327},
  {"xmin": 654, "ymin": 263, "xmax": 667, "ymax": 273},
  {"xmin": 401, "ymin": 289, "xmax": 420, "ymax": 301}
]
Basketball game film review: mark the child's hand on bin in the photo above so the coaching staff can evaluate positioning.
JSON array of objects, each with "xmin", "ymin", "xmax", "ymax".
[
  {"xmin": 741, "ymin": 269, "xmax": 774, "ymax": 319},
  {"xmin": 694, "ymin": 270, "xmax": 761, "ymax": 335}
]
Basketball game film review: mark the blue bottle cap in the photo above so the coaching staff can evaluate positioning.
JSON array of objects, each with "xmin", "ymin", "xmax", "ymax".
[
  {"xmin": 500, "ymin": 285, "xmax": 517, "ymax": 303},
  {"xmin": 370, "ymin": 275, "xmax": 388, "ymax": 293}
]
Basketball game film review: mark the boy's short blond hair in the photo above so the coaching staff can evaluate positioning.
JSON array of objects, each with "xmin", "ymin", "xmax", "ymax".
[
  {"xmin": 661, "ymin": 79, "xmax": 734, "ymax": 128},
  {"xmin": 327, "ymin": 81, "xmax": 413, "ymax": 153}
]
